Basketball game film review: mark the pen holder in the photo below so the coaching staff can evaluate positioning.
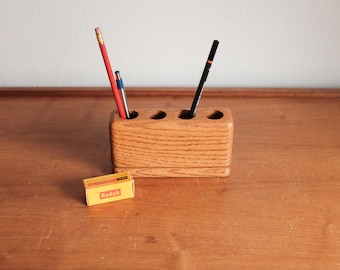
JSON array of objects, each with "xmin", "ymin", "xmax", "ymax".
[{"xmin": 109, "ymin": 108, "xmax": 234, "ymax": 177}]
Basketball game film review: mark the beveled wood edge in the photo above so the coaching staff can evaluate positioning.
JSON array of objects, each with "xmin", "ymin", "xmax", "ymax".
[
  {"xmin": 0, "ymin": 87, "xmax": 339, "ymax": 98},
  {"xmin": 114, "ymin": 166, "xmax": 231, "ymax": 178}
]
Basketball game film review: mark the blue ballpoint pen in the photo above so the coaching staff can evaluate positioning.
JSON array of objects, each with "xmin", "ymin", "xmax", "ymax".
[{"xmin": 115, "ymin": 71, "xmax": 130, "ymax": 119}]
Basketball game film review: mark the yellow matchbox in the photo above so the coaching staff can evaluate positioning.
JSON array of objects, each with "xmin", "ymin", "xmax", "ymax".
[{"xmin": 83, "ymin": 171, "xmax": 135, "ymax": 206}]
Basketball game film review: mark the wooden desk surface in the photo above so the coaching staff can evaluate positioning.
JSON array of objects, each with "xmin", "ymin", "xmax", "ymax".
[{"xmin": 0, "ymin": 88, "xmax": 339, "ymax": 269}]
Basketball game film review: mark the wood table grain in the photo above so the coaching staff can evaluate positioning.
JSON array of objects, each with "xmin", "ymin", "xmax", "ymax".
[{"xmin": 0, "ymin": 88, "xmax": 339, "ymax": 269}]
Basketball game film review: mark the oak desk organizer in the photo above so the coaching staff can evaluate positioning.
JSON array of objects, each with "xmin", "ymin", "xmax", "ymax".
[{"xmin": 110, "ymin": 108, "xmax": 234, "ymax": 177}]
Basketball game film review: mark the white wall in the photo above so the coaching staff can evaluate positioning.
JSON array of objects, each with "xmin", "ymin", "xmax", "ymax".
[{"xmin": 1, "ymin": 0, "xmax": 339, "ymax": 88}]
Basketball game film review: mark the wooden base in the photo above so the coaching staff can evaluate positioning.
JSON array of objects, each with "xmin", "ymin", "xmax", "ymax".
[{"xmin": 110, "ymin": 108, "xmax": 234, "ymax": 177}]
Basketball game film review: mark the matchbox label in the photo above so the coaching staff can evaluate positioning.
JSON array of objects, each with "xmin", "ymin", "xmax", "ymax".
[
  {"xmin": 100, "ymin": 189, "xmax": 121, "ymax": 199},
  {"xmin": 83, "ymin": 171, "xmax": 134, "ymax": 206}
]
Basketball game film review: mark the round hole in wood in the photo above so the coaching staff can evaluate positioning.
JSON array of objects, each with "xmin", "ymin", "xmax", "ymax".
[
  {"xmin": 150, "ymin": 111, "xmax": 167, "ymax": 120},
  {"xmin": 207, "ymin": 110, "xmax": 224, "ymax": 120},
  {"xmin": 129, "ymin": 111, "xmax": 139, "ymax": 119},
  {"xmin": 178, "ymin": 109, "xmax": 194, "ymax": 119}
]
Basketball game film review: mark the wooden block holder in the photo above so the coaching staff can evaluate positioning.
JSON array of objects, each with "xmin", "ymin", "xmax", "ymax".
[{"xmin": 109, "ymin": 108, "xmax": 234, "ymax": 177}]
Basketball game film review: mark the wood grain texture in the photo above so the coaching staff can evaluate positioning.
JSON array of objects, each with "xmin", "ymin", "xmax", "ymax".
[
  {"xmin": 0, "ymin": 88, "xmax": 339, "ymax": 269},
  {"xmin": 110, "ymin": 108, "xmax": 233, "ymax": 177}
]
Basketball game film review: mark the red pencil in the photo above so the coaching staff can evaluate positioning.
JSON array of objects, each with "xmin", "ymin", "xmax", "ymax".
[{"xmin": 95, "ymin": 28, "xmax": 127, "ymax": 119}]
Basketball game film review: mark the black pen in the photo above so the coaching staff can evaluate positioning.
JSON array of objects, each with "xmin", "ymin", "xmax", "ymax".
[{"xmin": 189, "ymin": 40, "xmax": 219, "ymax": 117}]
